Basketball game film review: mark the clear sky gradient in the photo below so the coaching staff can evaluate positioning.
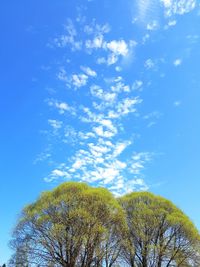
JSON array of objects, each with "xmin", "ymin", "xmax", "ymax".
[{"xmin": 1, "ymin": 0, "xmax": 200, "ymax": 263}]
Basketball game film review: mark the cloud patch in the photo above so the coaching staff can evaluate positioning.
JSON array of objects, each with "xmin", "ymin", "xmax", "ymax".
[{"xmin": 161, "ymin": 0, "xmax": 196, "ymax": 16}]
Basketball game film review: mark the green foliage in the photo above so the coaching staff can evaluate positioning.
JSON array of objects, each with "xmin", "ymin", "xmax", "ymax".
[
  {"xmin": 119, "ymin": 192, "xmax": 200, "ymax": 267},
  {"xmin": 10, "ymin": 182, "xmax": 126, "ymax": 267},
  {"xmin": 10, "ymin": 183, "xmax": 200, "ymax": 267}
]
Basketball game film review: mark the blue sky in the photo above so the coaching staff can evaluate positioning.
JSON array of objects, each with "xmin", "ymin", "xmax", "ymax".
[{"xmin": 1, "ymin": 0, "xmax": 200, "ymax": 263}]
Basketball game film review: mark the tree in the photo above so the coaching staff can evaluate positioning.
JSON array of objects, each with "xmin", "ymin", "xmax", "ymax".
[
  {"xmin": 119, "ymin": 192, "xmax": 200, "ymax": 267},
  {"xmin": 10, "ymin": 182, "xmax": 126, "ymax": 267},
  {"xmin": 10, "ymin": 183, "xmax": 200, "ymax": 267},
  {"xmin": 8, "ymin": 244, "xmax": 29, "ymax": 267}
]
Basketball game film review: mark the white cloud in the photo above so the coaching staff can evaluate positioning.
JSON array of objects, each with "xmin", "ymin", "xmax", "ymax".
[
  {"xmin": 57, "ymin": 69, "xmax": 94, "ymax": 89},
  {"xmin": 161, "ymin": 0, "xmax": 196, "ymax": 16},
  {"xmin": 63, "ymin": 126, "xmax": 79, "ymax": 144},
  {"xmin": 80, "ymin": 106, "xmax": 103, "ymax": 123},
  {"xmin": 142, "ymin": 34, "xmax": 150, "ymax": 44},
  {"xmin": 164, "ymin": 19, "xmax": 177, "ymax": 29},
  {"xmin": 96, "ymin": 57, "xmax": 107, "ymax": 64},
  {"xmin": 115, "ymin": 66, "xmax": 122, "ymax": 72},
  {"xmin": 56, "ymin": 135, "xmax": 132, "ymax": 187},
  {"xmin": 90, "ymin": 85, "xmax": 117, "ymax": 104},
  {"xmin": 45, "ymin": 130, "xmax": 152, "ymax": 194},
  {"xmin": 34, "ymin": 151, "xmax": 51, "ymax": 164},
  {"xmin": 130, "ymin": 178, "xmax": 148, "ymax": 190},
  {"xmin": 111, "ymin": 81, "xmax": 130, "ymax": 93},
  {"xmin": 147, "ymin": 20, "xmax": 159, "ymax": 30},
  {"xmin": 78, "ymin": 131, "xmax": 95, "ymax": 140},
  {"xmin": 106, "ymin": 40, "xmax": 129, "ymax": 56},
  {"xmin": 93, "ymin": 167, "xmax": 120, "ymax": 183},
  {"xmin": 84, "ymin": 22, "xmax": 110, "ymax": 35},
  {"xmin": 89, "ymin": 143, "xmax": 111, "ymax": 154},
  {"xmin": 44, "ymin": 17, "xmax": 155, "ymax": 196},
  {"xmin": 53, "ymin": 19, "xmax": 82, "ymax": 51},
  {"xmin": 72, "ymin": 74, "xmax": 88, "ymax": 87},
  {"xmin": 143, "ymin": 111, "xmax": 162, "ymax": 128},
  {"xmin": 132, "ymin": 152, "xmax": 152, "ymax": 161},
  {"xmin": 87, "ymin": 38, "xmax": 132, "ymax": 65},
  {"xmin": 174, "ymin": 100, "xmax": 181, "ymax": 107},
  {"xmin": 84, "ymin": 23, "xmax": 111, "ymax": 53},
  {"xmin": 132, "ymin": 80, "xmax": 143, "ymax": 91},
  {"xmin": 48, "ymin": 119, "xmax": 63, "ymax": 129},
  {"xmin": 48, "ymin": 100, "xmax": 76, "ymax": 115},
  {"xmin": 81, "ymin": 66, "xmax": 97, "ymax": 77},
  {"xmin": 57, "ymin": 68, "xmax": 68, "ymax": 82},
  {"xmin": 93, "ymin": 125, "xmax": 117, "ymax": 138},
  {"xmin": 45, "ymin": 169, "xmax": 70, "ymax": 182},
  {"xmin": 64, "ymin": 19, "xmax": 76, "ymax": 37},
  {"xmin": 161, "ymin": 0, "xmax": 172, "ymax": 8},
  {"xmin": 130, "ymin": 162, "xmax": 144, "ymax": 174},
  {"xmin": 108, "ymin": 178, "xmax": 124, "ymax": 191},
  {"xmin": 72, "ymin": 159, "xmax": 85, "ymax": 170},
  {"xmin": 137, "ymin": 0, "xmax": 151, "ymax": 22},
  {"xmin": 147, "ymin": 121, "xmax": 156, "ymax": 128},
  {"xmin": 84, "ymin": 25, "xmax": 95, "ymax": 35},
  {"xmin": 143, "ymin": 111, "xmax": 161, "ymax": 120},
  {"xmin": 107, "ymin": 53, "xmax": 118, "ymax": 65},
  {"xmin": 52, "ymin": 169, "xmax": 65, "ymax": 177},
  {"xmin": 85, "ymin": 36, "xmax": 104, "ymax": 49},
  {"xmin": 129, "ymin": 152, "xmax": 152, "ymax": 175},
  {"xmin": 168, "ymin": 20, "xmax": 177, "ymax": 26},
  {"xmin": 113, "ymin": 141, "xmax": 131, "ymax": 157},
  {"xmin": 135, "ymin": 0, "xmax": 160, "ymax": 27},
  {"xmin": 144, "ymin": 58, "xmax": 155, "ymax": 69},
  {"xmin": 173, "ymin": 58, "xmax": 182, "ymax": 66},
  {"xmin": 98, "ymin": 119, "xmax": 117, "ymax": 132},
  {"xmin": 186, "ymin": 34, "xmax": 199, "ymax": 44},
  {"xmin": 110, "ymin": 178, "xmax": 148, "ymax": 196},
  {"xmin": 108, "ymin": 97, "xmax": 142, "ymax": 118}
]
